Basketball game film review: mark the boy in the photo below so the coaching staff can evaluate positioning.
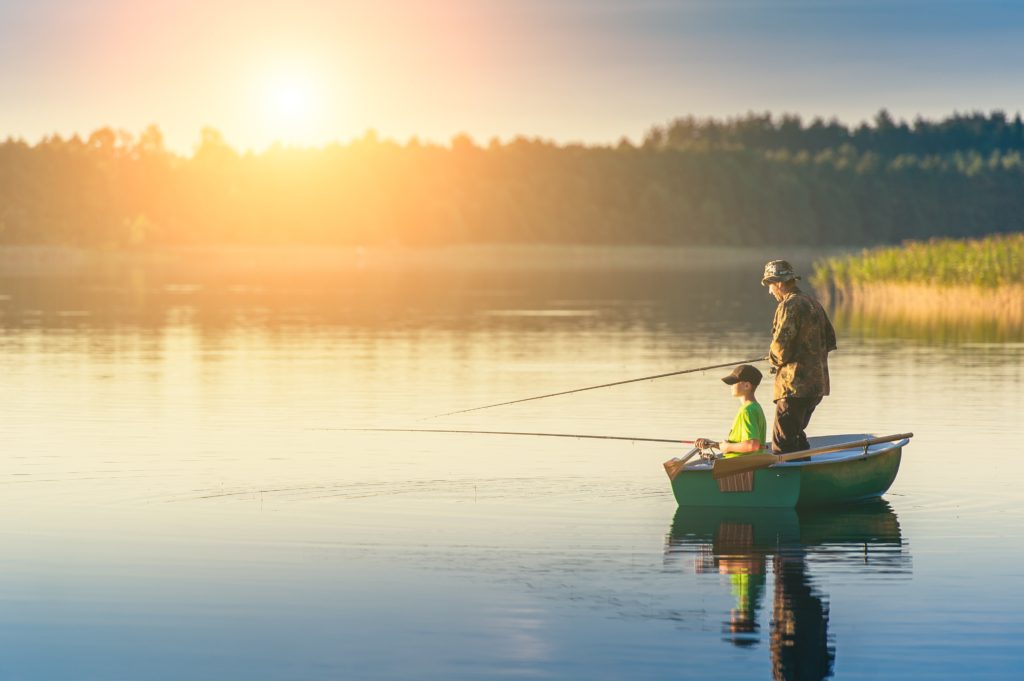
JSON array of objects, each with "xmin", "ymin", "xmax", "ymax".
[{"xmin": 694, "ymin": 364, "xmax": 767, "ymax": 458}]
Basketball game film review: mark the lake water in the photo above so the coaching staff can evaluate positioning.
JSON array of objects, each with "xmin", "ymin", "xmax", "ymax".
[{"xmin": 1, "ymin": 248, "xmax": 1021, "ymax": 680}]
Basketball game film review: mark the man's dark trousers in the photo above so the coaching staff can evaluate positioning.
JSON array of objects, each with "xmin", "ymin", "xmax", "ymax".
[{"xmin": 772, "ymin": 396, "xmax": 823, "ymax": 454}]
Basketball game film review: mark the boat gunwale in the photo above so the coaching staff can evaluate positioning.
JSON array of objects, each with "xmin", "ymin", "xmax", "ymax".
[{"xmin": 679, "ymin": 435, "xmax": 909, "ymax": 473}]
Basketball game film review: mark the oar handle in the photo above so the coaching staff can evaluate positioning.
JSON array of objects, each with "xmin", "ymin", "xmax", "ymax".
[
  {"xmin": 775, "ymin": 432, "xmax": 914, "ymax": 464},
  {"xmin": 678, "ymin": 447, "xmax": 701, "ymax": 466},
  {"xmin": 711, "ymin": 432, "xmax": 913, "ymax": 480}
]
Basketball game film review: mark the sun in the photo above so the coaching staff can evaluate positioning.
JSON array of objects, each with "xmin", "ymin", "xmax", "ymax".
[
  {"xmin": 269, "ymin": 78, "xmax": 313, "ymax": 119},
  {"xmin": 244, "ymin": 56, "xmax": 348, "ymax": 149},
  {"xmin": 258, "ymin": 68, "xmax": 325, "ymax": 146}
]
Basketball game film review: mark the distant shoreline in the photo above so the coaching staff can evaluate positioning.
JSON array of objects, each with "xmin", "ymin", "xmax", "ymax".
[{"xmin": 0, "ymin": 244, "xmax": 842, "ymax": 278}]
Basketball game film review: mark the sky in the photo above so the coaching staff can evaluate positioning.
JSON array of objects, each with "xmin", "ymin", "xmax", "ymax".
[{"xmin": 2, "ymin": 0, "xmax": 1023, "ymax": 153}]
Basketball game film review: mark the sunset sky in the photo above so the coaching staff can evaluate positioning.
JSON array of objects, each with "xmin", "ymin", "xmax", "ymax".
[{"xmin": 2, "ymin": 0, "xmax": 1023, "ymax": 153}]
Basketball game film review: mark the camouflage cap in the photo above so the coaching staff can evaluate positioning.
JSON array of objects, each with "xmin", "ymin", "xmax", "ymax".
[{"xmin": 761, "ymin": 259, "xmax": 802, "ymax": 286}]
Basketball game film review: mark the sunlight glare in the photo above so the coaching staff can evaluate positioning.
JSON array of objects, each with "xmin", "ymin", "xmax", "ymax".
[
  {"xmin": 271, "ymin": 79, "xmax": 312, "ymax": 119},
  {"xmin": 258, "ymin": 67, "xmax": 329, "ymax": 147}
]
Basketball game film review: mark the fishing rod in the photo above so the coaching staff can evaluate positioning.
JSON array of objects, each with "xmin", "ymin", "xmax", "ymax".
[
  {"xmin": 427, "ymin": 355, "xmax": 768, "ymax": 419},
  {"xmin": 325, "ymin": 427, "xmax": 695, "ymax": 446}
]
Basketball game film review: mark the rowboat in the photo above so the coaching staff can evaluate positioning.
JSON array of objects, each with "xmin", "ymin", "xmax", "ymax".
[{"xmin": 663, "ymin": 433, "xmax": 911, "ymax": 508}]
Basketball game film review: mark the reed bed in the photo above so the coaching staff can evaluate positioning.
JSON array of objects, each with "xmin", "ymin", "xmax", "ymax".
[
  {"xmin": 814, "ymin": 233, "xmax": 1024, "ymax": 290},
  {"xmin": 813, "ymin": 233, "xmax": 1024, "ymax": 335}
]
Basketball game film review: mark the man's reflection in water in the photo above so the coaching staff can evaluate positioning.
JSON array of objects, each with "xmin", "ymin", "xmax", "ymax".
[
  {"xmin": 771, "ymin": 548, "xmax": 833, "ymax": 680},
  {"xmin": 669, "ymin": 501, "xmax": 909, "ymax": 681}
]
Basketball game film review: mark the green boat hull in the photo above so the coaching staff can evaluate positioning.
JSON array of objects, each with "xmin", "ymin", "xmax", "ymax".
[
  {"xmin": 667, "ymin": 500, "xmax": 905, "ymax": 554},
  {"xmin": 665, "ymin": 499, "xmax": 911, "ymax": 574},
  {"xmin": 665, "ymin": 434, "xmax": 905, "ymax": 508}
]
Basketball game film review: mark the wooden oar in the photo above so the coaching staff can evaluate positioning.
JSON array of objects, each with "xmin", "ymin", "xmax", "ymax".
[
  {"xmin": 663, "ymin": 448, "xmax": 701, "ymax": 480},
  {"xmin": 427, "ymin": 355, "xmax": 768, "ymax": 419},
  {"xmin": 711, "ymin": 433, "xmax": 914, "ymax": 480},
  {"xmin": 329, "ymin": 427, "xmax": 695, "ymax": 446}
]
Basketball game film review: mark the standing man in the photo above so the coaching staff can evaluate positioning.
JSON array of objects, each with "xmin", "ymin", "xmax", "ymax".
[{"xmin": 762, "ymin": 260, "xmax": 837, "ymax": 454}]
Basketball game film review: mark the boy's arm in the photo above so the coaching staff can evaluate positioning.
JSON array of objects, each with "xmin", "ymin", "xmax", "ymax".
[{"xmin": 719, "ymin": 439, "xmax": 762, "ymax": 454}]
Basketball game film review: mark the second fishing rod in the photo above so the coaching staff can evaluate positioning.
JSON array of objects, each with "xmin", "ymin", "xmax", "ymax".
[{"xmin": 427, "ymin": 355, "xmax": 769, "ymax": 419}]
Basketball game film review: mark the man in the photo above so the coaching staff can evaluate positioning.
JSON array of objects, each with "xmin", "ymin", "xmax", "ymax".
[{"xmin": 762, "ymin": 260, "xmax": 837, "ymax": 454}]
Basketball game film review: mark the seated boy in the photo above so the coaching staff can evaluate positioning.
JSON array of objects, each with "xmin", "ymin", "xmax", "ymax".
[{"xmin": 694, "ymin": 364, "xmax": 767, "ymax": 458}]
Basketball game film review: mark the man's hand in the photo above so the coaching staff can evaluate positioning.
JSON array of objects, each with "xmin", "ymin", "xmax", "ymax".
[{"xmin": 694, "ymin": 438, "xmax": 719, "ymax": 450}]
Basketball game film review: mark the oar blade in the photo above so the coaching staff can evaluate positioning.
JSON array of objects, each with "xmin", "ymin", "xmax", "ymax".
[
  {"xmin": 663, "ymin": 458, "xmax": 686, "ymax": 481},
  {"xmin": 711, "ymin": 453, "xmax": 777, "ymax": 480},
  {"xmin": 663, "ymin": 448, "xmax": 700, "ymax": 480}
]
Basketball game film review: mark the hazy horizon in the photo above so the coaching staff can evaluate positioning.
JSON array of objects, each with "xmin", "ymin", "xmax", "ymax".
[
  {"xmin": 12, "ymin": 107, "xmax": 1024, "ymax": 154},
  {"xmin": 3, "ymin": 0, "xmax": 1024, "ymax": 153}
]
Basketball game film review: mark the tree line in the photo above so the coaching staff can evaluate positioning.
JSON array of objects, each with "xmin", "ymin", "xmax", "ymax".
[
  {"xmin": 644, "ymin": 109, "xmax": 1024, "ymax": 157},
  {"xmin": 1, "ymin": 111, "xmax": 1023, "ymax": 248}
]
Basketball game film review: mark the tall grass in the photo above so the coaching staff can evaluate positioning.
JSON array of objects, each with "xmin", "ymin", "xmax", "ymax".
[{"xmin": 814, "ymin": 233, "xmax": 1024, "ymax": 289}]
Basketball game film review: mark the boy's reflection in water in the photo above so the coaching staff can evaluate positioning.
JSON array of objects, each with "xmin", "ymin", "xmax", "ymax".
[
  {"xmin": 724, "ymin": 563, "xmax": 764, "ymax": 645},
  {"xmin": 713, "ymin": 521, "xmax": 767, "ymax": 647}
]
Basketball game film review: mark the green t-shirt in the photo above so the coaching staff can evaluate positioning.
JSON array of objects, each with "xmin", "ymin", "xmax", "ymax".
[{"xmin": 724, "ymin": 401, "xmax": 767, "ymax": 459}]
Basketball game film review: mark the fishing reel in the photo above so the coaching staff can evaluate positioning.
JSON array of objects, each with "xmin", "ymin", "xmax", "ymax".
[{"xmin": 694, "ymin": 438, "xmax": 723, "ymax": 462}]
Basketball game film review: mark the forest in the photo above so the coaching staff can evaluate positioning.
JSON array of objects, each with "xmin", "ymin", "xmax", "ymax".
[{"xmin": 2, "ymin": 110, "xmax": 1023, "ymax": 247}]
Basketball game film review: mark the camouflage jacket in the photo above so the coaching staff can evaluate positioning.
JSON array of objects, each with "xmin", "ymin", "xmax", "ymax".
[{"xmin": 768, "ymin": 286, "xmax": 837, "ymax": 401}]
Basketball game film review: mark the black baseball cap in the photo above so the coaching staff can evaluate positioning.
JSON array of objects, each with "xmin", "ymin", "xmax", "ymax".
[{"xmin": 721, "ymin": 364, "xmax": 762, "ymax": 387}]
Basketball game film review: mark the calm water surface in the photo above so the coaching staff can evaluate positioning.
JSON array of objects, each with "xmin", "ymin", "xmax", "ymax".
[{"xmin": 0, "ymin": 250, "xmax": 1021, "ymax": 680}]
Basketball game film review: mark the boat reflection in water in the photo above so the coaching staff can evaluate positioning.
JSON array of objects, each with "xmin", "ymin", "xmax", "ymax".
[{"xmin": 666, "ymin": 500, "xmax": 911, "ymax": 680}]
